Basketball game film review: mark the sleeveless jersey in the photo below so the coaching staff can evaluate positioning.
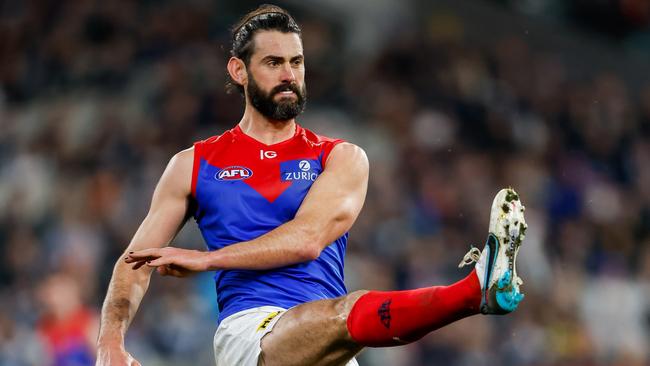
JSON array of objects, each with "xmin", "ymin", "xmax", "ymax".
[{"xmin": 191, "ymin": 124, "xmax": 348, "ymax": 323}]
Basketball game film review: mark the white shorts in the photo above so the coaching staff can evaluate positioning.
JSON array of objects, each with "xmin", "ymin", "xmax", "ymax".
[{"xmin": 213, "ymin": 306, "xmax": 360, "ymax": 366}]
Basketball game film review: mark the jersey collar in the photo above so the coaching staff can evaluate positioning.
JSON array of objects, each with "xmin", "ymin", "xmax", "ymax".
[{"xmin": 233, "ymin": 123, "xmax": 303, "ymax": 149}]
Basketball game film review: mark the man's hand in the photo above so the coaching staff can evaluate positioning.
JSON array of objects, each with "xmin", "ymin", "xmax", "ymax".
[
  {"xmin": 96, "ymin": 344, "xmax": 141, "ymax": 366},
  {"xmin": 125, "ymin": 247, "xmax": 210, "ymax": 277}
]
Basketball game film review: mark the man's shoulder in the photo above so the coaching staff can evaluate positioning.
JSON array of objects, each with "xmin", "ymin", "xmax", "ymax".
[
  {"xmin": 192, "ymin": 128, "xmax": 240, "ymax": 162},
  {"xmin": 297, "ymin": 126, "xmax": 367, "ymax": 169},
  {"xmin": 173, "ymin": 146, "xmax": 195, "ymax": 162},
  {"xmin": 195, "ymin": 128, "xmax": 237, "ymax": 148},
  {"xmin": 168, "ymin": 146, "xmax": 195, "ymax": 176},
  {"xmin": 299, "ymin": 125, "xmax": 345, "ymax": 145}
]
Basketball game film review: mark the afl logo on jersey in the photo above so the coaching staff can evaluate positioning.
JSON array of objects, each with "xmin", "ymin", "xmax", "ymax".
[{"xmin": 215, "ymin": 166, "xmax": 253, "ymax": 181}]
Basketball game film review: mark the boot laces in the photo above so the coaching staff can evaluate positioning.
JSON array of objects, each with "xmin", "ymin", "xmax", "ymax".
[{"xmin": 458, "ymin": 246, "xmax": 481, "ymax": 268}]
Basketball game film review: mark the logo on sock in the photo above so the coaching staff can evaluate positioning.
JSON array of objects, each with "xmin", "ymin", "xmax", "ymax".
[{"xmin": 378, "ymin": 299, "xmax": 392, "ymax": 329}]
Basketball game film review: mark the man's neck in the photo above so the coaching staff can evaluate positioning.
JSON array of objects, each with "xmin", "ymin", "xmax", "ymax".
[{"xmin": 238, "ymin": 105, "xmax": 297, "ymax": 145}]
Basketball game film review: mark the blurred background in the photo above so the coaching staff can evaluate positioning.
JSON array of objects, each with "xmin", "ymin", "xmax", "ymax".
[{"xmin": 1, "ymin": 0, "xmax": 650, "ymax": 365}]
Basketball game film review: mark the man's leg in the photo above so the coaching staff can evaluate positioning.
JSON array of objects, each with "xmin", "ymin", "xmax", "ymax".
[
  {"xmin": 260, "ymin": 271, "xmax": 482, "ymax": 366},
  {"xmin": 259, "ymin": 289, "xmax": 368, "ymax": 366},
  {"xmin": 261, "ymin": 188, "xmax": 527, "ymax": 366}
]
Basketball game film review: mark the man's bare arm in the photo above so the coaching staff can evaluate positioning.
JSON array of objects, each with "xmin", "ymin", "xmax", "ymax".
[
  {"xmin": 128, "ymin": 143, "xmax": 368, "ymax": 271},
  {"xmin": 96, "ymin": 148, "xmax": 193, "ymax": 357}
]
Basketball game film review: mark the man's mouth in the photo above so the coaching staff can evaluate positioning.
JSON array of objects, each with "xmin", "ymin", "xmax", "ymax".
[{"xmin": 276, "ymin": 90, "xmax": 296, "ymax": 97}]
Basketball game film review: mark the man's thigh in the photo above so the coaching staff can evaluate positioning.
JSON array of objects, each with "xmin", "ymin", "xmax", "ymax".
[{"xmin": 260, "ymin": 291, "xmax": 368, "ymax": 366}]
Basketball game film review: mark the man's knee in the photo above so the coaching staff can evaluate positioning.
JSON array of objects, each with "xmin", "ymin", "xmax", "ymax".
[
  {"xmin": 334, "ymin": 290, "xmax": 370, "ymax": 320},
  {"xmin": 328, "ymin": 290, "xmax": 369, "ymax": 344}
]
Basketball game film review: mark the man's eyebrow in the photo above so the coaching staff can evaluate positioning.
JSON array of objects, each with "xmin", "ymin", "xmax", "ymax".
[
  {"xmin": 259, "ymin": 54, "xmax": 304, "ymax": 63},
  {"xmin": 260, "ymin": 55, "xmax": 285, "ymax": 63}
]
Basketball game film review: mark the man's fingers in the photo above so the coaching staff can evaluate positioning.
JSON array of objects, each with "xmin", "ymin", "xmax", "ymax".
[
  {"xmin": 128, "ymin": 248, "xmax": 162, "ymax": 259},
  {"xmin": 131, "ymin": 260, "xmax": 149, "ymax": 270},
  {"xmin": 167, "ymin": 268, "xmax": 189, "ymax": 277},
  {"xmin": 168, "ymin": 264, "xmax": 191, "ymax": 277},
  {"xmin": 146, "ymin": 256, "xmax": 172, "ymax": 267},
  {"xmin": 124, "ymin": 352, "xmax": 141, "ymax": 366},
  {"xmin": 157, "ymin": 265, "xmax": 189, "ymax": 277},
  {"xmin": 125, "ymin": 249, "xmax": 162, "ymax": 271},
  {"xmin": 125, "ymin": 255, "xmax": 157, "ymax": 264},
  {"xmin": 156, "ymin": 266, "xmax": 168, "ymax": 276}
]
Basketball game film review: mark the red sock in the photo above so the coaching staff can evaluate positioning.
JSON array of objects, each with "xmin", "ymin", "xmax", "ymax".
[{"xmin": 346, "ymin": 270, "xmax": 482, "ymax": 347}]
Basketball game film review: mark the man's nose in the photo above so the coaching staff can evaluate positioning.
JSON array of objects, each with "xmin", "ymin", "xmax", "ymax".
[{"xmin": 280, "ymin": 63, "xmax": 296, "ymax": 83}]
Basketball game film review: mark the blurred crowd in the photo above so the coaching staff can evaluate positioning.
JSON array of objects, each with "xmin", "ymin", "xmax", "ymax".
[{"xmin": 1, "ymin": 1, "xmax": 649, "ymax": 365}]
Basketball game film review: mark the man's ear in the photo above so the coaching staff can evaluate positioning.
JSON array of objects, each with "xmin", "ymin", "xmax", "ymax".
[{"xmin": 227, "ymin": 57, "xmax": 247, "ymax": 87}]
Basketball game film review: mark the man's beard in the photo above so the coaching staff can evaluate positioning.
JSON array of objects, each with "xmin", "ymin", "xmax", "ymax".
[{"xmin": 247, "ymin": 75, "xmax": 307, "ymax": 121}]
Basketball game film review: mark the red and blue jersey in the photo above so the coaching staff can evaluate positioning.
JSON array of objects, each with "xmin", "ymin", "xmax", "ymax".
[{"xmin": 191, "ymin": 124, "xmax": 348, "ymax": 323}]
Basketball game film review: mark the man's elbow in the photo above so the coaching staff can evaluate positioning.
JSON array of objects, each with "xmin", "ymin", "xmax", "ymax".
[
  {"xmin": 293, "ymin": 224, "xmax": 326, "ymax": 261},
  {"xmin": 301, "ymin": 221, "xmax": 352, "ymax": 262},
  {"xmin": 297, "ymin": 244, "xmax": 322, "ymax": 262}
]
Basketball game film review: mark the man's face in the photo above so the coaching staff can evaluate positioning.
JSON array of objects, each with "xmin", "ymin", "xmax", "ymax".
[{"xmin": 245, "ymin": 31, "xmax": 307, "ymax": 121}]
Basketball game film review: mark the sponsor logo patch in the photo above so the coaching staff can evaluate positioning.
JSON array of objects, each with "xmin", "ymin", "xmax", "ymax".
[
  {"xmin": 260, "ymin": 150, "xmax": 277, "ymax": 160},
  {"xmin": 282, "ymin": 159, "xmax": 319, "ymax": 182},
  {"xmin": 257, "ymin": 311, "xmax": 283, "ymax": 332},
  {"xmin": 298, "ymin": 160, "xmax": 311, "ymax": 171},
  {"xmin": 283, "ymin": 171, "xmax": 319, "ymax": 181},
  {"xmin": 215, "ymin": 166, "xmax": 253, "ymax": 181}
]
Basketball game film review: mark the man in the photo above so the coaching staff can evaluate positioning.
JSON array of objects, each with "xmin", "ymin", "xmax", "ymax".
[{"xmin": 96, "ymin": 5, "xmax": 527, "ymax": 366}]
